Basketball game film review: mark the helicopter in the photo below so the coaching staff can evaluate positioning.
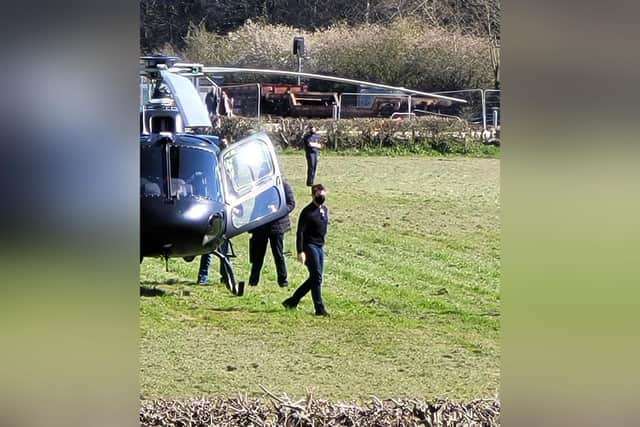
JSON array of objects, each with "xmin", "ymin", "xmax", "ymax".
[
  {"xmin": 140, "ymin": 55, "xmax": 289, "ymax": 297},
  {"xmin": 140, "ymin": 56, "xmax": 467, "ymax": 297}
]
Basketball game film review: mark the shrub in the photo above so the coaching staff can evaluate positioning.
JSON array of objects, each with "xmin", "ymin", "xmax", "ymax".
[
  {"xmin": 182, "ymin": 19, "xmax": 495, "ymax": 91},
  {"xmin": 212, "ymin": 116, "xmax": 494, "ymax": 156}
]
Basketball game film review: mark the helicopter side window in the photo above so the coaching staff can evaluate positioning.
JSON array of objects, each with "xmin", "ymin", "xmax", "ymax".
[
  {"xmin": 222, "ymin": 141, "xmax": 274, "ymax": 199},
  {"xmin": 169, "ymin": 146, "xmax": 221, "ymax": 201},
  {"xmin": 230, "ymin": 186, "xmax": 282, "ymax": 229},
  {"xmin": 141, "ymin": 146, "xmax": 163, "ymax": 197}
]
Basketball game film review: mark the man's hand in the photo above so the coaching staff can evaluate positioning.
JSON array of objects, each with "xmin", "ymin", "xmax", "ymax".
[{"xmin": 297, "ymin": 252, "xmax": 306, "ymax": 264}]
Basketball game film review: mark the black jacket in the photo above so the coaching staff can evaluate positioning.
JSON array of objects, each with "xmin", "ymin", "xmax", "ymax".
[
  {"xmin": 205, "ymin": 91, "xmax": 217, "ymax": 114},
  {"xmin": 296, "ymin": 201, "xmax": 329, "ymax": 253},
  {"xmin": 253, "ymin": 181, "xmax": 296, "ymax": 235},
  {"xmin": 303, "ymin": 132, "xmax": 321, "ymax": 154}
]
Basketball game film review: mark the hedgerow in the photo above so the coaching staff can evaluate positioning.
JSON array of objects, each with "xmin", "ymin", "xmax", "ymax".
[{"xmin": 210, "ymin": 117, "xmax": 497, "ymax": 156}]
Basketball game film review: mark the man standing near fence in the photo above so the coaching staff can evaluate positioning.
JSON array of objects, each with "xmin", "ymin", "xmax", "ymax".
[
  {"xmin": 205, "ymin": 86, "xmax": 218, "ymax": 120},
  {"xmin": 302, "ymin": 126, "xmax": 322, "ymax": 186}
]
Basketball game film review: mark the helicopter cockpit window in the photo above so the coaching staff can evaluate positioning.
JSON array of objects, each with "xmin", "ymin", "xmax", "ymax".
[
  {"xmin": 141, "ymin": 146, "xmax": 163, "ymax": 197},
  {"xmin": 141, "ymin": 145, "xmax": 221, "ymax": 201},
  {"xmin": 222, "ymin": 141, "xmax": 274, "ymax": 199},
  {"xmin": 169, "ymin": 146, "xmax": 221, "ymax": 201}
]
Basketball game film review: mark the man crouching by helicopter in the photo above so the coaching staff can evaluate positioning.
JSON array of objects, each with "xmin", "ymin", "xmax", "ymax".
[{"xmin": 282, "ymin": 184, "xmax": 330, "ymax": 317}]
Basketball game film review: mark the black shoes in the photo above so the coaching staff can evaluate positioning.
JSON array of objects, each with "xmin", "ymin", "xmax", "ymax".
[
  {"xmin": 314, "ymin": 306, "xmax": 330, "ymax": 317},
  {"xmin": 282, "ymin": 297, "xmax": 298, "ymax": 309},
  {"xmin": 249, "ymin": 281, "xmax": 259, "ymax": 287}
]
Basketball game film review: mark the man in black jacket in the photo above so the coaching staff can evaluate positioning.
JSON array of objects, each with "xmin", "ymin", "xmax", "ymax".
[
  {"xmin": 248, "ymin": 180, "xmax": 296, "ymax": 287},
  {"xmin": 282, "ymin": 184, "xmax": 330, "ymax": 316},
  {"xmin": 303, "ymin": 126, "xmax": 322, "ymax": 186},
  {"xmin": 205, "ymin": 87, "xmax": 218, "ymax": 120}
]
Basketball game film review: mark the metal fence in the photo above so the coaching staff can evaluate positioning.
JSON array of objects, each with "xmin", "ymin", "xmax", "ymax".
[
  {"xmin": 141, "ymin": 73, "xmax": 500, "ymax": 132},
  {"xmin": 221, "ymin": 84, "xmax": 261, "ymax": 118},
  {"xmin": 432, "ymin": 89, "xmax": 501, "ymax": 132},
  {"xmin": 338, "ymin": 92, "xmax": 410, "ymax": 119},
  {"xmin": 484, "ymin": 89, "xmax": 501, "ymax": 129},
  {"xmin": 336, "ymin": 89, "xmax": 499, "ymax": 128},
  {"xmin": 197, "ymin": 82, "xmax": 262, "ymax": 118}
]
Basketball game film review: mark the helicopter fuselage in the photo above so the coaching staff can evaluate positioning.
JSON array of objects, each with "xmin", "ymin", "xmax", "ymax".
[{"xmin": 140, "ymin": 133, "xmax": 226, "ymax": 258}]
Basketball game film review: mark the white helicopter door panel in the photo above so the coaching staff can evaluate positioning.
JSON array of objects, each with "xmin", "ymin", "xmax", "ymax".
[{"xmin": 219, "ymin": 131, "xmax": 286, "ymax": 238}]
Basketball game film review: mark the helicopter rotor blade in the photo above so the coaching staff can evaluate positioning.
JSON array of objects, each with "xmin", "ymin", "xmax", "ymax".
[
  {"xmin": 201, "ymin": 66, "xmax": 467, "ymax": 104},
  {"xmin": 159, "ymin": 70, "xmax": 212, "ymax": 128}
]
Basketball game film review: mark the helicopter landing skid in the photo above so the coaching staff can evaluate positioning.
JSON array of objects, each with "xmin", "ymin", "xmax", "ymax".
[{"xmin": 211, "ymin": 250, "xmax": 245, "ymax": 297}]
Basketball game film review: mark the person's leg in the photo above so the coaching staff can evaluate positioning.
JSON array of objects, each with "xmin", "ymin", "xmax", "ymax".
[
  {"xmin": 284, "ymin": 278, "xmax": 310, "ymax": 308},
  {"xmin": 197, "ymin": 254, "xmax": 212, "ymax": 284},
  {"xmin": 306, "ymin": 152, "xmax": 317, "ymax": 186},
  {"xmin": 283, "ymin": 245, "xmax": 321, "ymax": 307},
  {"xmin": 219, "ymin": 240, "xmax": 230, "ymax": 285},
  {"xmin": 270, "ymin": 232, "xmax": 288, "ymax": 286},
  {"xmin": 312, "ymin": 152, "xmax": 318, "ymax": 184},
  {"xmin": 284, "ymin": 247, "xmax": 316, "ymax": 307},
  {"xmin": 308, "ymin": 245, "xmax": 327, "ymax": 315},
  {"xmin": 249, "ymin": 230, "xmax": 268, "ymax": 286}
]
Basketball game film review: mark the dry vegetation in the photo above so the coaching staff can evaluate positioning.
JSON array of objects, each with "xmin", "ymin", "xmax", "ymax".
[
  {"xmin": 141, "ymin": 389, "xmax": 500, "ymax": 426},
  {"xmin": 182, "ymin": 19, "xmax": 494, "ymax": 91}
]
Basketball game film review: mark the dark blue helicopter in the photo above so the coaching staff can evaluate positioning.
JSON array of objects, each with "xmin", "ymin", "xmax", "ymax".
[{"xmin": 140, "ymin": 56, "xmax": 288, "ymax": 296}]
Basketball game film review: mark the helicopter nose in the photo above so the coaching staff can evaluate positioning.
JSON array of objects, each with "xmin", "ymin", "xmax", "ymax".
[
  {"xmin": 141, "ymin": 198, "xmax": 225, "ymax": 257},
  {"xmin": 203, "ymin": 213, "xmax": 224, "ymax": 246}
]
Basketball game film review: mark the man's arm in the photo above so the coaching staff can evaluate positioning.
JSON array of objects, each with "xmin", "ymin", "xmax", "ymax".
[
  {"xmin": 296, "ymin": 208, "xmax": 306, "ymax": 255},
  {"xmin": 308, "ymin": 136, "xmax": 322, "ymax": 149}
]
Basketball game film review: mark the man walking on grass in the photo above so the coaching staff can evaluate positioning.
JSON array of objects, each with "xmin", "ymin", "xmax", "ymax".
[{"xmin": 283, "ymin": 184, "xmax": 330, "ymax": 316}]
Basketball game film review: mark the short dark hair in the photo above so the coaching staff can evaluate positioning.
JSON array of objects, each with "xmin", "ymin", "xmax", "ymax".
[{"xmin": 311, "ymin": 184, "xmax": 325, "ymax": 193}]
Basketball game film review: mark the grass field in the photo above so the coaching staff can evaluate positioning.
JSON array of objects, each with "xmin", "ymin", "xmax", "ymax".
[{"xmin": 140, "ymin": 153, "xmax": 500, "ymax": 402}]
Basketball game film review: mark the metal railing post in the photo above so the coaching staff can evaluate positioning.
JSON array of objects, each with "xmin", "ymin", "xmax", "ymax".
[
  {"xmin": 256, "ymin": 83, "xmax": 261, "ymax": 119},
  {"xmin": 481, "ymin": 89, "xmax": 487, "ymax": 132}
]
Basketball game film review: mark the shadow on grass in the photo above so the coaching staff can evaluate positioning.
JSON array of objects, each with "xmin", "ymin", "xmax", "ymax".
[
  {"xmin": 140, "ymin": 286, "xmax": 167, "ymax": 297},
  {"xmin": 208, "ymin": 306, "xmax": 284, "ymax": 315},
  {"xmin": 419, "ymin": 310, "xmax": 500, "ymax": 318},
  {"xmin": 140, "ymin": 279, "xmax": 196, "ymax": 286}
]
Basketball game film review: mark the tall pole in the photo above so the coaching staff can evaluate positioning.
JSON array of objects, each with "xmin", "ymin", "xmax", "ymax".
[{"xmin": 296, "ymin": 54, "xmax": 301, "ymax": 86}]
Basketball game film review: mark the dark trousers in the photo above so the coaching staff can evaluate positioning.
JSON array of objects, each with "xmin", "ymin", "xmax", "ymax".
[
  {"xmin": 198, "ymin": 240, "xmax": 230, "ymax": 283},
  {"xmin": 305, "ymin": 151, "xmax": 318, "ymax": 186},
  {"xmin": 249, "ymin": 229, "xmax": 288, "ymax": 285},
  {"xmin": 290, "ymin": 243, "xmax": 325, "ymax": 309}
]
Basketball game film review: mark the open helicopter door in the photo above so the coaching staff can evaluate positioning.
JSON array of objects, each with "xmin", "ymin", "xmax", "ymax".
[{"xmin": 219, "ymin": 131, "xmax": 287, "ymax": 239}]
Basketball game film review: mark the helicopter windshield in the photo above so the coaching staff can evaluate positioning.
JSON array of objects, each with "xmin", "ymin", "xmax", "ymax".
[{"xmin": 141, "ymin": 145, "xmax": 222, "ymax": 201}]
